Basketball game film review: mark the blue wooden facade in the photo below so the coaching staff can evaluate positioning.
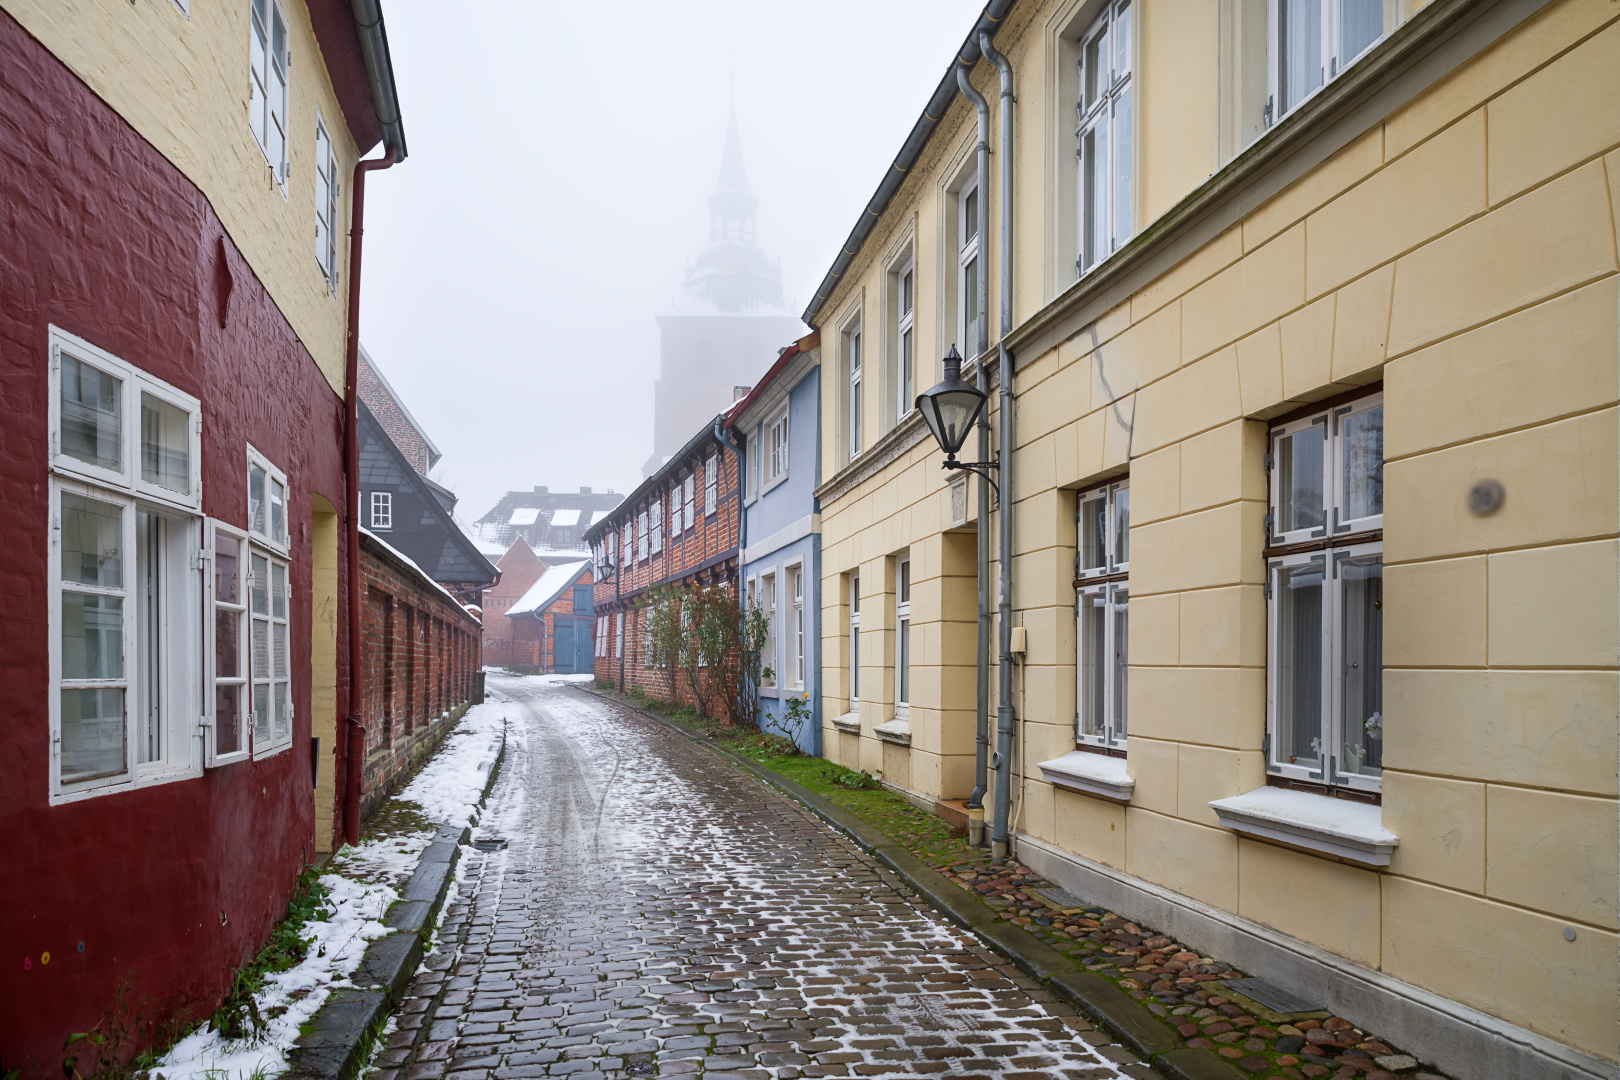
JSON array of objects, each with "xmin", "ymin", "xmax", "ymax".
[{"xmin": 732, "ymin": 337, "xmax": 821, "ymax": 754}]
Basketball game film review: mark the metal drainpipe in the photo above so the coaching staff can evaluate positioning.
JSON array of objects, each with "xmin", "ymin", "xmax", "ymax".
[
  {"xmin": 957, "ymin": 61, "xmax": 992, "ymax": 848},
  {"xmin": 979, "ymin": 30, "xmax": 1016, "ymax": 860},
  {"xmin": 342, "ymin": 145, "xmax": 398, "ymax": 849}
]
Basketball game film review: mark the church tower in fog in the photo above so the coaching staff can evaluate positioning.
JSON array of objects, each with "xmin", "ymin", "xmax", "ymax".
[{"xmin": 643, "ymin": 107, "xmax": 803, "ymax": 477}]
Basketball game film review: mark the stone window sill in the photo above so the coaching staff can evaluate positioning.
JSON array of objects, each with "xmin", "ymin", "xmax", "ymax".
[
  {"xmin": 831, "ymin": 712, "xmax": 861, "ymax": 734},
  {"xmin": 1209, "ymin": 786, "xmax": 1399, "ymax": 866},
  {"xmin": 1035, "ymin": 750, "xmax": 1133, "ymax": 802},
  {"xmin": 873, "ymin": 718, "xmax": 911, "ymax": 746}
]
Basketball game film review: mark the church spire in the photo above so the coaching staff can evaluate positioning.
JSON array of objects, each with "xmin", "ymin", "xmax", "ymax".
[{"xmin": 707, "ymin": 103, "xmax": 758, "ymax": 244}]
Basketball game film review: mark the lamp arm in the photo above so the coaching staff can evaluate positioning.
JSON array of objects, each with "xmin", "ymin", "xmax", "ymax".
[{"xmin": 943, "ymin": 457, "xmax": 1001, "ymax": 499}]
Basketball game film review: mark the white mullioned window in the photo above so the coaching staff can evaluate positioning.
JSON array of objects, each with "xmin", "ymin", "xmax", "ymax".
[
  {"xmin": 1268, "ymin": 0, "xmax": 1386, "ymax": 126},
  {"xmin": 1075, "ymin": 480, "xmax": 1129, "ymax": 750},
  {"xmin": 761, "ymin": 571, "xmax": 777, "ymax": 689},
  {"xmin": 683, "ymin": 473, "xmax": 695, "ymax": 528},
  {"xmin": 315, "ymin": 116, "xmax": 340, "ymax": 284},
  {"xmin": 207, "ymin": 521, "xmax": 250, "ymax": 765},
  {"xmin": 1077, "ymin": 0, "xmax": 1134, "ymax": 277},
  {"xmin": 370, "ymin": 491, "xmax": 392, "ymax": 530},
  {"xmin": 636, "ymin": 512, "xmax": 648, "ymax": 561},
  {"xmin": 615, "ymin": 611, "xmax": 624, "ymax": 658},
  {"xmin": 650, "ymin": 498, "xmax": 663, "ymax": 554},
  {"xmin": 670, "ymin": 484, "xmax": 683, "ymax": 539},
  {"xmin": 765, "ymin": 404, "xmax": 789, "ymax": 488},
  {"xmin": 704, "ymin": 454, "xmax": 718, "ymax": 515},
  {"xmin": 895, "ymin": 556, "xmax": 911, "ymax": 720},
  {"xmin": 1268, "ymin": 392, "xmax": 1384, "ymax": 791},
  {"xmin": 624, "ymin": 520, "xmax": 635, "ymax": 561},
  {"xmin": 48, "ymin": 328, "xmax": 207, "ymax": 802},
  {"xmin": 846, "ymin": 320, "xmax": 863, "ymax": 460},
  {"xmin": 896, "ymin": 262, "xmax": 916, "ymax": 419},
  {"xmin": 248, "ymin": 0, "xmax": 291, "ymax": 183},
  {"xmin": 246, "ymin": 446, "xmax": 293, "ymax": 757},
  {"xmin": 848, "ymin": 574, "xmax": 862, "ymax": 709},
  {"xmin": 958, "ymin": 185, "xmax": 981, "ymax": 358},
  {"xmin": 787, "ymin": 563, "xmax": 805, "ymax": 688}
]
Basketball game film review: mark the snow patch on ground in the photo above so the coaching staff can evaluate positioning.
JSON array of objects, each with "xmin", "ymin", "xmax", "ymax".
[
  {"xmin": 397, "ymin": 699, "xmax": 516, "ymax": 829},
  {"xmin": 530, "ymin": 673, "xmax": 596, "ymax": 685},
  {"xmin": 329, "ymin": 832, "xmax": 435, "ymax": 891},
  {"xmin": 153, "ymin": 875, "xmax": 395, "ymax": 1080}
]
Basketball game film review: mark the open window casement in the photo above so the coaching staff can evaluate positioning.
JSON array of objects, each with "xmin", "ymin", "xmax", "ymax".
[
  {"xmin": 204, "ymin": 519, "xmax": 252, "ymax": 766},
  {"xmin": 247, "ymin": 544, "xmax": 293, "ymax": 757}
]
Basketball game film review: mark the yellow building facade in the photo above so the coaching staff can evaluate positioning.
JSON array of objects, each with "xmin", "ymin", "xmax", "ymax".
[{"xmin": 811, "ymin": 0, "xmax": 1618, "ymax": 1075}]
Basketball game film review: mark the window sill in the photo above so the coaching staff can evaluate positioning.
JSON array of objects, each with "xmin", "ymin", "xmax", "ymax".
[
  {"xmin": 1036, "ymin": 750, "xmax": 1133, "ymax": 802},
  {"xmin": 832, "ymin": 711, "xmax": 861, "ymax": 734},
  {"xmin": 873, "ymin": 718, "xmax": 911, "ymax": 745},
  {"xmin": 1208, "ymin": 786, "xmax": 1398, "ymax": 867}
]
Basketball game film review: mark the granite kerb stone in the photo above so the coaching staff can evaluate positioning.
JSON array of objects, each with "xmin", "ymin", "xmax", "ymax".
[{"xmin": 286, "ymin": 731, "xmax": 504, "ymax": 1080}]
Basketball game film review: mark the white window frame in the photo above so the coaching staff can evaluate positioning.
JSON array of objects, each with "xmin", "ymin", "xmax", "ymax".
[
  {"xmin": 1074, "ymin": 480, "xmax": 1130, "ymax": 751},
  {"xmin": 205, "ymin": 519, "xmax": 252, "ymax": 767},
  {"xmin": 683, "ymin": 473, "xmax": 696, "ymax": 528},
  {"xmin": 370, "ymin": 490, "xmax": 393, "ymax": 530},
  {"xmin": 246, "ymin": 444, "xmax": 291, "ymax": 555},
  {"xmin": 785, "ymin": 561, "xmax": 806, "ymax": 690},
  {"xmin": 958, "ymin": 184, "xmax": 982, "ymax": 358},
  {"xmin": 846, "ymin": 318, "xmax": 864, "ymax": 461},
  {"xmin": 50, "ymin": 327, "xmax": 203, "ymax": 513},
  {"xmin": 650, "ymin": 499, "xmax": 663, "ymax": 554},
  {"xmin": 47, "ymin": 331, "xmax": 206, "ymax": 804},
  {"xmin": 895, "ymin": 555, "xmax": 911, "ymax": 721},
  {"xmin": 849, "ymin": 573, "xmax": 862, "ymax": 709},
  {"xmin": 1268, "ymin": 392, "xmax": 1383, "ymax": 546},
  {"xmin": 1266, "ymin": 391, "xmax": 1384, "ymax": 793},
  {"xmin": 760, "ymin": 570, "xmax": 778, "ymax": 692},
  {"xmin": 615, "ymin": 611, "xmax": 624, "ymax": 658},
  {"xmin": 315, "ymin": 114, "xmax": 340, "ymax": 285},
  {"xmin": 1076, "ymin": 0, "xmax": 1135, "ymax": 277},
  {"xmin": 636, "ymin": 511, "xmax": 648, "ymax": 561},
  {"xmin": 704, "ymin": 454, "xmax": 718, "ymax": 515},
  {"xmin": 670, "ymin": 484, "xmax": 683, "ymax": 539},
  {"xmin": 1266, "ymin": 0, "xmax": 1389, "ymax": 127},
  {"xmin": 248, "ymin": 0, "xmax": 291, "ymax": 186},
  {"xmin": 624, "ymin": 520, "xmax": 635, "ymax": 561},
  {"xmin": 1076, "ymin": 480, "xmax": 1130, "ymax": 581},
  {"xmin": 1076, "ymin": 580, "xmax": 1129, "ymax": 751},
  {"xmin": 894, "ymin": 260, "xmax": 917, "ymax": 422},
  {"xmin": 764, "ymin": 403, "xmax": 790, "ymax": 492}
]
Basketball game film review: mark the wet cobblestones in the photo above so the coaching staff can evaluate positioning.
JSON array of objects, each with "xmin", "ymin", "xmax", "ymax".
[{"xmin": 373, "ymin": 677, "xmax": 1147, "ymax": 1080}]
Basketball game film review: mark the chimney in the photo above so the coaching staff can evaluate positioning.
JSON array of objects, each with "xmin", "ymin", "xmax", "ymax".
[
  {"xmin": 733, "ymin": 385, "xmax": 751, "ymax": 402},
  {"xmin": 579, "ymin": 486, "xmax": 592, "ymax": 494},
  {"xmin": 533, "ymin": 485, "xmax": 548, "ymax": 494}
]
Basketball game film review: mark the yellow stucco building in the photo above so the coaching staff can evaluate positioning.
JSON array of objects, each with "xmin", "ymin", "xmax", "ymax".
[{"xmin": 808, "ymin": 0, "xmax": 1618, "ymax": 1075}]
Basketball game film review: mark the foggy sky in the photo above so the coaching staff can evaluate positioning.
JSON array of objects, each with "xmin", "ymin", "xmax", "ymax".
[{"xmin": 357, "ymin": 0, "xmax": 987, "ymax": 524}]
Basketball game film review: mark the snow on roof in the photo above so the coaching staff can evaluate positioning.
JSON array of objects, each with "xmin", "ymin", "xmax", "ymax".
[
  {"xmin": 360, "ymin": 527, "xmax": 479, "ymax": 625},
  {"xmin": 550, "ymin": 508, "xmax": 581, "ymax": 527},
  {"xmin": 508, "ymin": 507, "xmax": 540, "ymax": 525},
  {"xmin": 508, "ymin": 558, "xmax": 591, "ymax": 618},
  {"xmin": 474, "ymin": 538, "xmax": 508, "ymax": 558}
]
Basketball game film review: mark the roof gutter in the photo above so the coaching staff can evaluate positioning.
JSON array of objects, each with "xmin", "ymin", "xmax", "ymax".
[
  {"xmin": 802, "ymin": 0, "xmax": 1016, "ymax": 322},
  {"xmin": 350, "ymin": 0, "xmax": 408, "ymax": 159}
]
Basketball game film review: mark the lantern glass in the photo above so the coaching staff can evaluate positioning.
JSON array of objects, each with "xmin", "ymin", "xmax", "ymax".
[{"xmin": 915, "ymin": 346, "xmax": 987, "ymax": 458}]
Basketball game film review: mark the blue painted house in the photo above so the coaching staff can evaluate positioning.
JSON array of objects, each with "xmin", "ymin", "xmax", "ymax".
[{"xmin": 731, "ymin": 333, "xmax": 821, "ymax": 754}]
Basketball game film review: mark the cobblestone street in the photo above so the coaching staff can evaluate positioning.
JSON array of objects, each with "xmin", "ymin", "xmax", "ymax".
[{"xmin": 376, "ymin": 676, "xmax": 1149, "ymax": 1080}]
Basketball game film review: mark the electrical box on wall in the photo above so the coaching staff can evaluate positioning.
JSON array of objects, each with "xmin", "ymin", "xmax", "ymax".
[{"xmin": 1010, "ymin": 626, "xmax": 1027, "ymax": 656}]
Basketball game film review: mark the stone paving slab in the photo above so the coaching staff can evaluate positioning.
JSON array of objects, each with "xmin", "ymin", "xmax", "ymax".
[{"xmin": 376, "ymin": 676, "xmax": 1155, "ymax": 1080}]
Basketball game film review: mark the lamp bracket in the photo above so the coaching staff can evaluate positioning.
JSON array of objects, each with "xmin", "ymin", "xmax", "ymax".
[{"xmin": 943, "ymin": 457, "xmax": 1001, "ymax": 498}]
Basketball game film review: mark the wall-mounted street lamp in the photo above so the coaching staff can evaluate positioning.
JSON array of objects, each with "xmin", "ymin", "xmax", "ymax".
[{"xmin": 916, "ymin": 346, "xmax": 998, "ymax": 493}]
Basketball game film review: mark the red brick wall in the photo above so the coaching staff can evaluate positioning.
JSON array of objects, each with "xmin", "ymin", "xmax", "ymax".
[
  {"xmin": 359, "ymin": 534, "xmax": 482, "ymax": 811},
  {"xmin": 482, "ymin": 539, "xmax": 545, "ymax": 668},
  {"xmin": 358, "ymin": 350, "xmax": 434, "ymax": 477},
  {"xmin": 588, "ymin": 433, "xmax": 743, "ymax": 705}
]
